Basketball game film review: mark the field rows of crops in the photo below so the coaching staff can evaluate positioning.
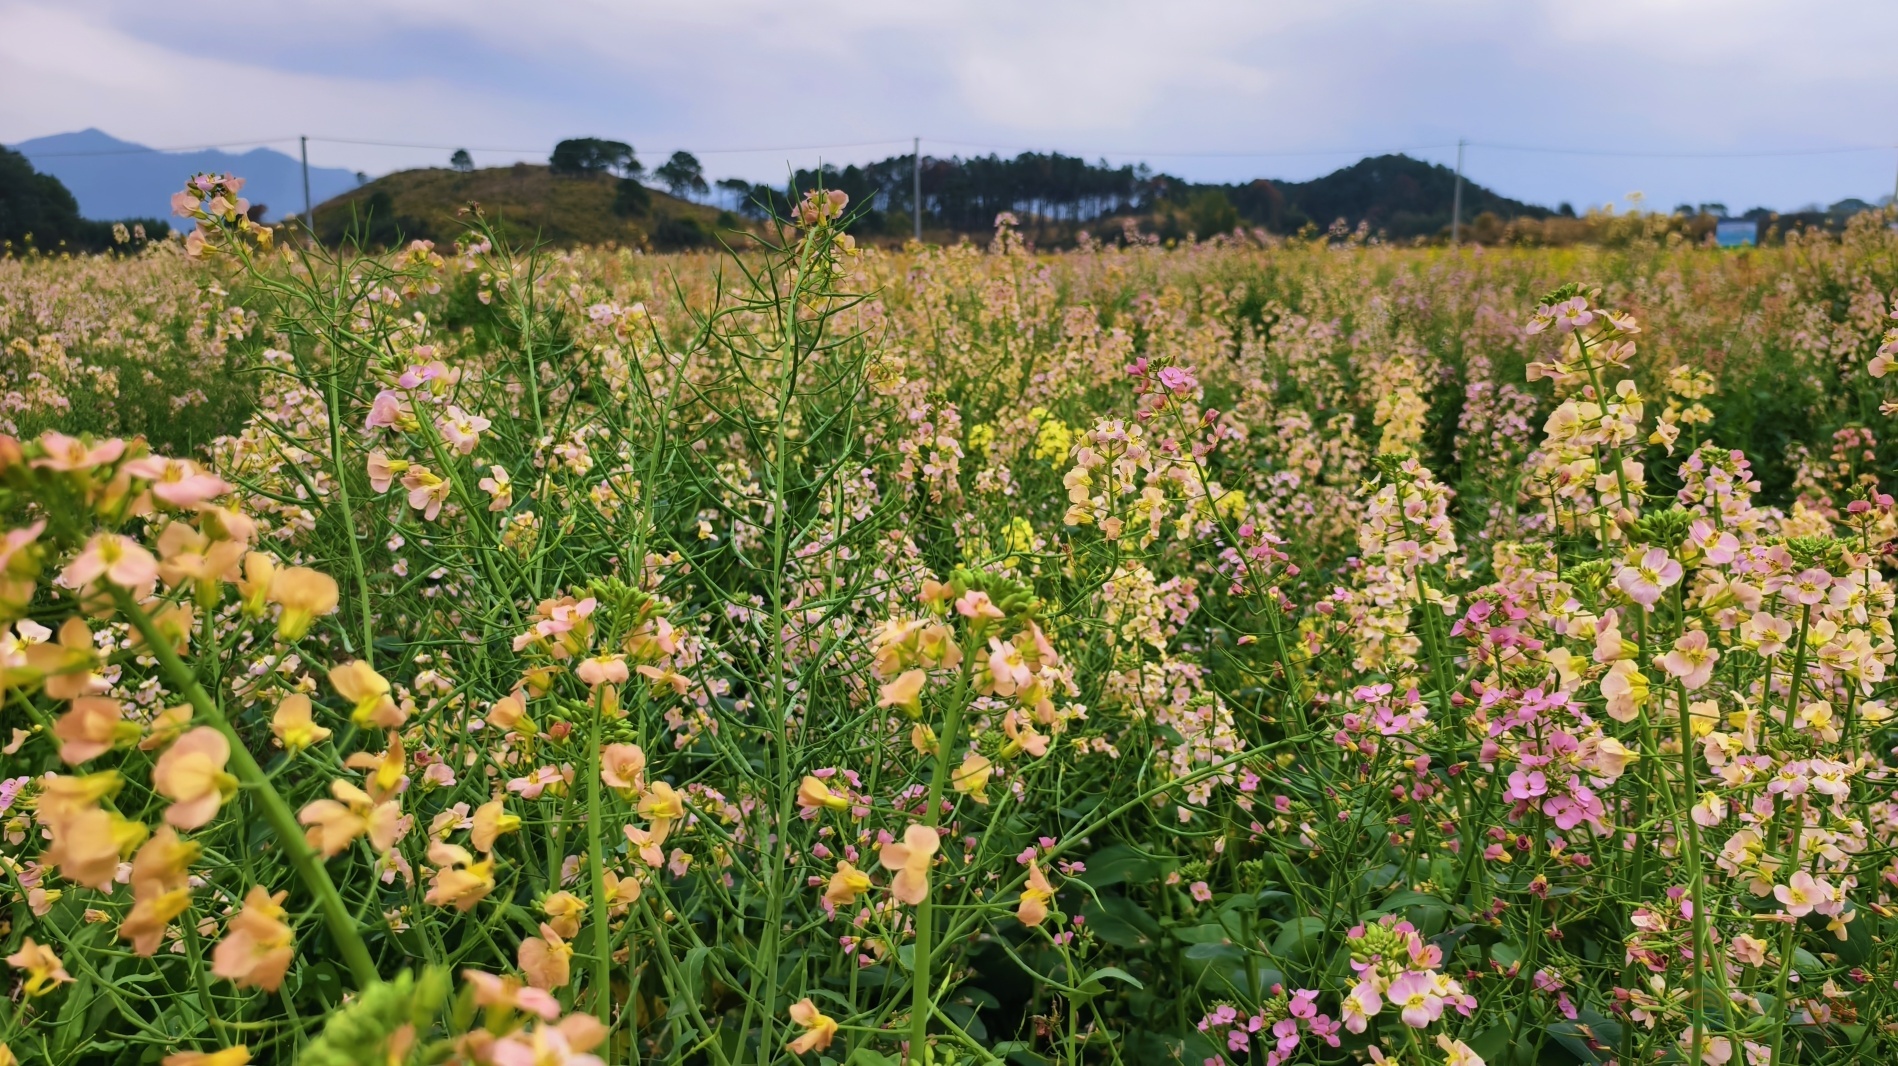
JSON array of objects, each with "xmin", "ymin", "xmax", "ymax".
[{"xmin": 3, "ymin": 182, "xmax": 1898, "ymax": 1066}]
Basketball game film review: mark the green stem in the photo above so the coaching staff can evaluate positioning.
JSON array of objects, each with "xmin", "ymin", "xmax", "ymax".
[
  {"xmin": 585, "ymin": 686, "xmax": 615, "ymax": 1030},
  {"xmin": 111, "ymin": 587, "xmax": 380, "ymax": 988}
]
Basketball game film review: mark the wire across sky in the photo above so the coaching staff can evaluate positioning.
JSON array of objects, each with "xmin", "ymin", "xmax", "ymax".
[{"xmin": 19, "ymin": 134, "xmax": 1898, "ymax": 162}]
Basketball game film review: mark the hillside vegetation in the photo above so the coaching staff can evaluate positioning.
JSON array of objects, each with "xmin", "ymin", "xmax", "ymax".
[{"xmin": 301, "ymin": 163, "xmax": 743, "ymax": 250}]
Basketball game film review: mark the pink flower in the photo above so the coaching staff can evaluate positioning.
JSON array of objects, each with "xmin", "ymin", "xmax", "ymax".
[
  {"xmin": 1157, "ymin": 366, "xmax": 1199, "ymax": 394},
  {"xmin": 1386, "ymin": 971, "xmax": 1444, "ymax": 1028},
  {"xmin": 122, "ymin": 456, "xmax": 230, "ymax": 508},
  {"xmin": 1774, "ymin": 870, "xmax": 1826, "ymax": 918},
  {"xmin": 1189, "ymin": 881, "xmax": 1213, "ymax": 902},
  {"xmin": 1787, "ymin": 568, "xmax": 1831, "ymax": 606},
  {"xmin": 365, "ymin": 390, "xmax": 408, "ymax": 431},
  {"xmin": 60, "ymin": 534, "xmax": 158, "ymax": 590},
  {"xmin": 436, "ymin": 406, "xmax": 492, "ymax": 455},
  {"xmin": 1340, "ymin": 980, "xmax": 1382, "ymax": 1033},
  {"xmin": 1658, "ymin": 630, "xmax": 1719, "ymax": 690},
  {"xmin": 401, "ymin": 466, "xmax": 450, "ymax": 520},
  {"xmin": 32, "ymin": 432, "xmax": 126, "ymax": 473},
  {"xmin": 367, "ymin": 451, "xmax": 400, "ymax": 493},
  {"xmin": 1505, "ymin": 770, "xmax": 1548, "ymax": 801},
  {"xmin": 1615, "ymin": 549, "xmax": 1682, "ymax": 608}
]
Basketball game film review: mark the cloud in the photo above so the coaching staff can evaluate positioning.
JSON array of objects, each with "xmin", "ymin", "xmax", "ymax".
[{"xmin": 3, "ymin": 0, "xmax": 1895, "ymax": 210}]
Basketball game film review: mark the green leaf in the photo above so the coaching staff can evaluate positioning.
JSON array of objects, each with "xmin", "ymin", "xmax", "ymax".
[
  {"xmin": 1270, "ymin": 916, "xmax": 1326, "ymax": 959},
  {"xmin": 1183, "ymin": 942, "xmax": 1244, "ymax": 962},
  {"xmin": 1079, "ymin": 966, "xmax": 1145, "ymax": 993},
  {"xmin": 1079, "ymin": 844, "xmax": 1163, "ymax": 888}
]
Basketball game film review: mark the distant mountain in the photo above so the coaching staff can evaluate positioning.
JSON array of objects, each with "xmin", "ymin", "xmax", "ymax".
[
  {"xmin": 1216, "ymin": 154, "xmax": 1552, "ymax": 238},
  {"xmin": 8, "ymin": 129, "xmax": 359, "ymax": 224},
  {"xmin": 0, "ymin": 144, "xmax": 169, "ymax": 252}
]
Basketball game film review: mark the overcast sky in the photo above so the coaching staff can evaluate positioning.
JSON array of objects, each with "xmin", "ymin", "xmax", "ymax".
[{"xmin": 4, "ymin": 0, "xmax": 1895, "ymax": 212}]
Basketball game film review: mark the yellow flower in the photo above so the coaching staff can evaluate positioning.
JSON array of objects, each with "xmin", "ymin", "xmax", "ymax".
[
  {"xmin": 472, "ymin": 797, "xmax": 521, "ymax": 851},
  {"xmin": 265, "ymin": 566, "xmax": 338, "ymax": 641},
  {"xmin": 329, "ymin": 660, "xmax": 401, "ymax": 728},
  {"xmin": 424, "ymin": 840, "xmax": 496, "ymax": 911},
  {"xmin": 825, "ymin": 861, "xmax": 873, "ymax": 907},
  {"xmin": 5, "ymin": 937, "xmax": 72, "ymax": 996},
  {"xmin": 162, "ymin": 1048, "xmax": 250, "ymax": 1066},
  {"xmin": 270, "ymin": 694, "xmax": 331, "ymax": 753},
  {"xmin": 637, "ymin": 781, "xmax": 686, "ymax": 840},
  {"xmin": 952, "ymin": 753, "xmax": 994, "ymax": 805},
  {"xmin": 1018, "ymin": 859, "xmax": 1055, "ymax": 927}
]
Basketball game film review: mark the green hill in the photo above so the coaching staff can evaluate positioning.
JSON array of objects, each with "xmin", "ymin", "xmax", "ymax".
[{"xmin": 301, "ymin": 165, "xmax": 744, "ymax": 250}]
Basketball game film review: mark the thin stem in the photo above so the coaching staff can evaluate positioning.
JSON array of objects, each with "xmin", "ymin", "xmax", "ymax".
[{"xmin": 111, "ymin": 586, "xmax": 380, "ymax": 988}]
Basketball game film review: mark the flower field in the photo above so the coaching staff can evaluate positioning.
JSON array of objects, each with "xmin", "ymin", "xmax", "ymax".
[{"xmin": 4, "ymin": 179, "xmax": 1898, "ymax": 1066}]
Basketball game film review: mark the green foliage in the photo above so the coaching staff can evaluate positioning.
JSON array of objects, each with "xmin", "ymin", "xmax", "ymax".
[{"xmin": 549, "ymin": 137, "xmax": 639, "ymax": 178}]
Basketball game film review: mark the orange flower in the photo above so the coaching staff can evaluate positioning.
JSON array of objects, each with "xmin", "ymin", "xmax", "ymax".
[
  {"xmin": 1017, "ymin": 859, "xmax": 1055, "ymax": 927},
  {"xmin": 575, "ymin": 654, "xmax": 628, "ymax": 686},
  {"xmin": 152, "ymin": 726, "xmax": 237, "ymax": 830},
  {"xmin": 54, "ymin": 695, "xmax": 133, "ymax": 764},
  {"xmin": 266, "ymin": 567, "xmax": 338, "ymax": 641},
  {"xmin": 210, "ymin": 886, "xmax": 294, "ymax": 992},
  {"xmin": 1001, "ymin": 710, "xmax": 1049, "ymax": 758},
  {"xmin": 600, "ymin": 743, "xmax": 646, "ymax": 794},
  {"xmin": 785, "ymin": 997, "xmax": 838, "ymax": 1055},
  {"xmin": 138, "ymin": 704, "xmax": 193, "ymax": 751},
  {"xmin": 43, "ymin": 806, "xmax": 145, "ymax": 888},
  {"xmin": 330, "ymin": 660, "xmax": 402, "ymax": 728},
  {"xmin": 20, "ymin": 617, "xmax": 101, "ymax": 701},
  {"xmin": 269, "ymin": 694, "xmax": 332, "ymax": 753},
  {"xmin": 825, "ymin": 861, "xmax": 873, "ymax": 907},
  {"xmin": 6, "ymin": 937, "xmax": 72, "ymax": 996},
  {"xmin": 471, "ymin": 796, "xmax": 521, "ymax": 851},
  {"xmin": 518, "ymin": 922, "xmax": 573, "ymax": 989},
  {"xmin": 878, "ymin": 824, "xmax": 939, "ymax": 905},
  {"xmin": 424, "ymin": 840, "xmax": 496, "ymax": 911},
  {"xmin": 636, "ymin": 663, "xmax": 691, "ymax": 695},
  {"xmin": 487, "ymin": 691, "xmax": 535, "ymax": 735},
  {"xmin": 344, "ymin": 732, "xmax": 407, "ymax": 800},
  {"xmin": 541, "ymin": 891, "xmax": 587, "ymax": 939},
  {"xmin": 120, "ymin": 827, "xmax": 200, "ymax": 957},
  {"xmin": 602, "ymin": 870, "xmax": 642, "ymax": 915},
  {"xmin": 877, "ymin": 668, "xmax": 926, "ymax": 716},
  {"xmin": 119, "ymin": 882, "xmax": 191, "ymax": 956},
  {"xmin": 161, "ymin": 1047, "xmax": 249, "ymax": 1066},
  {"xmin": 796, "ymin": 775, "xmax": 851, "ymax": 816},
  {"xmin": 35, "ymin": 770, "xmax": 122, "ymax": 823},
  {"xmin": 131, "ymin": 826, "xmax": 200, "ymax": 894},
  {"xmin": 298, "ymin": 779, "xmax": 404, "ymax": 857}
]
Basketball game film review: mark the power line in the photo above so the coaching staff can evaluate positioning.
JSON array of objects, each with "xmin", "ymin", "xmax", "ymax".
[
  {"xmin": 19, "ymin": 137, "xmax": 300, "ymax": 158},
  {"xmin": 1469, "ymin": 141, "xmax": 1897, "ymax": 159},
  {"xmin": 924, "ymin": 137, "xmax": 1462, "ymax": 159},
  {"xmin": 15, "ymin": 132, "xmax": 1897, "ymax": 165}
]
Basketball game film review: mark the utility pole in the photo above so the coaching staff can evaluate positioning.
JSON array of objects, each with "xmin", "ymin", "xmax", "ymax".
[
  {"xmin": 1450, "ymin": 138, "xmax": 1465, "ymax": 245},
  {"xmin": 913, "ymin": 136, "xmax": 923, "ymax": 242},
  {"xmin": 300, "ymin": 135, "xmax": 312, "ymax": 229}
]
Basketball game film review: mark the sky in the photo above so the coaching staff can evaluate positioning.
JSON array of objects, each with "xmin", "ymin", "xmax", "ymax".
[{"xmin": 3, "ymin": 0, "xmax": 1896, "ymax": 213}]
